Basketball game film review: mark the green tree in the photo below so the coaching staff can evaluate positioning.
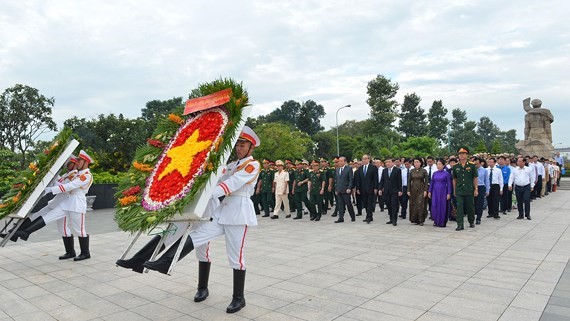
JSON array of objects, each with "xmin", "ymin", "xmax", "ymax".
[
  {"xmin": 141, "ymin": 97, "xmax": 183, "ymax": 122},
  {"xmin": 0, "ymin": 149, "xmax": 18, "ymax": 196},
  {"xmin": 297, "ymin": 100, "xmax": 325, "ymax": 136},
  {"xmin": 140, "ymin": 97, "xmax": 184, "ymax": 138},
  {"xmin": 0, "ymin": 84, "xmax": 58, "ymax": 167},
  {"xmin": 398, "ymin": 92, "xmax": 427, "ymax": 138},
  {"xmin": 265, "ymin": 100, "xmax": 301, "ymax": 125},
  {"xmin": 366, "ymin": 75, "xmax": 399, "ymax": 131},
  {"xmin": 476, "ymin": 116, "xmax": 500, "ymax": 151},
  {"xmin": 338, "ymin": 136, "xmax": 356, "ymax": 160},
  {"xmin": 312, "ymin": 131, "xmax": 336, "ymax": 160},
  {"xmin": 252, "ymin": 123, "xmax": 314, "ymax": 161},
  {"xmin": 427, "ymin": 100, "xmax": 449, "ymax": 145},
  {"xmin": 351, "ymin": 136, "xmax": 382, "ymax": 159},
  {"xmin": 448, "ymin": 108, "xmax": 478, "ymax": 152},
  {"xmin": 497, "ymin": 129, "xmax": 518, "ymax": 154},
  {"xmin": 64, "ymin": 114, "xmax": 149, "ymax": 173},
  {"xmin": 491, "ymin": 139, "xmax": 502, "ymax": 154},
  {"xmin": 475, "ymin": 140, "xmax": 487, "ymax": 153},
  {"xmin": 400, "ymin": 136, "xmax": 437, "ymax": 157}
]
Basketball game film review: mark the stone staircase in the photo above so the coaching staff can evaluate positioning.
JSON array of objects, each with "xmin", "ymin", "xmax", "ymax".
[{"xmin": 557, "ymin": 177, "xmax": 569, "ymax": 190}]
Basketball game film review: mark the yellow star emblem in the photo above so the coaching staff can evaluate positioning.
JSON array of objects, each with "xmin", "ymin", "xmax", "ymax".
[{"xmin": 158, "ymin": 129, "xmax": 212, "ymax": 180}]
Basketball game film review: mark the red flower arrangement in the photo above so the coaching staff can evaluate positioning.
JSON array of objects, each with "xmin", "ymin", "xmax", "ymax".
[
  {"xmin": 141, "ymin": 108, "xmax": 228, "ymax": 211},
  {"xmin": 122, "ymin": 185, "xmax": 141, "ymax": 197}
]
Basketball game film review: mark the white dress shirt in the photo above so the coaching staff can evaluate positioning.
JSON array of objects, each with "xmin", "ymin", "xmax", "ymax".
[
  {"xmin": 424, "ymin": 164, "xmax": 437, "ymax": 179},
  {"xmin": 528, "ymin": 162, "xmax": 537, "ymax": 183},
  {"xmin": 508, "ymin": 166, "xmax": 535, "ymax": 189},
  {"xmin": 377, "ymin": 166, "xmax": 384, "ymax": 183},
  {"xmin": 401, "ymin": 166, "xmax": 410, "ymax": 187},
  {"xmin": 535, "ymin": 161, "xmax": 545, "ymax": 177},
  {"xmin": 488, "ymin": 165, "xmax": 504, "ymax": 192}
]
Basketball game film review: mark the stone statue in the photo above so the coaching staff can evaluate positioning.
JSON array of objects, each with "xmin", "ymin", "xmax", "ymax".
[{"xmin": 515, "ymin": 97, "xmax": 554, "ymax": 157}]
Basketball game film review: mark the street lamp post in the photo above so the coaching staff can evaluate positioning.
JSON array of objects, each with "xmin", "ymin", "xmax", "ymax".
[{"xmin": 336, "ymin": 104, "xmax": 351, "ymax": 157}]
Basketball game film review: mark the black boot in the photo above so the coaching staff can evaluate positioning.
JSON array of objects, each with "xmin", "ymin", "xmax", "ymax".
[
  {"xmin": 143, "ymin": 236, "xmax": 194, "ymax": 274},
  {"xmin": 59, "ymin": 236, "xmax": 76, "ymax": 260},
  {"xmin": 227, "ymin": 269, "xmax": 246, "ymax": 313},
  {"xmin": 116, "ymin": 235, "xmax": 163, "ymax": 273},
  {"xmin": 74, "ymin": 235, "xmax": 90, "ymax": 261},
  {"xmin": 194, "ymin": 261, "xmax": 211, "ymax": 302},
  {"xmin": 0, "ymin": 217, "xmax": 33, "ymax": 241},
  {"xmin": 14, "ymin": 217, "xmax": 46, "ymax": 241}
]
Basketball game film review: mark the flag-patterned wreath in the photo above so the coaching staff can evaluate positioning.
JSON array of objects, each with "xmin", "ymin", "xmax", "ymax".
[
  {"xmin": 0, "ymin": 128, "xmax": 74, "ymax": 219},
  {"xmin": 114, "ymin": 78, "xmax": 248, "ymax": 232}
]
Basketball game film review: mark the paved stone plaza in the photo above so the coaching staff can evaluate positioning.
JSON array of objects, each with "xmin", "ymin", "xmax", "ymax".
[{"xmin": 0, "ymin": 186, "xmax": 569, "ymax": 321}]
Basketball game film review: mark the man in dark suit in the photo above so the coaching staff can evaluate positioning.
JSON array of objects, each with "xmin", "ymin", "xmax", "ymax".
[
  {"xmin": 379, "ymin": 158, "xmax": 402, "ymax": 226},
  {"xmin": 354, "ymin": 154, "xmax": 378, "ymax": 224},
  {"xmin": 334, "ymin": 156, "xmax": 355, "ymax": 223}
]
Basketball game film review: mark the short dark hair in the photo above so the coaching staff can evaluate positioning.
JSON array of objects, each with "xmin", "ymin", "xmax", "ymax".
[
  {"xmin": 488, "ymin": 157, "xmax": 496, "ymax": 163},
  {"xmin": 413, "ymin": 157, "xmax": 424, "ymax": 166},
  {"xmin": 427, "ymin": 156, "xmax": 434, "ymax": 161},
  {"xmin": 498, "ymin": 156, "xmax": 506, "ymax": 160},
  {"xmin": 436, "ymin": 158, "xmax": 446, "ymax": 166}
]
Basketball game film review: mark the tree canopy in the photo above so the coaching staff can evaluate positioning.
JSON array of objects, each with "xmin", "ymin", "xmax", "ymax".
[
  {"xmin": 398, "ymin": 92, "xmax": 427, "ymax": 138},
  {"xmin": 366, "ymin": 75, "xmax": 399, "ymax": 133},
  {"xmin": 0, "ymin": 84, "xmax": 57, "ymax": 167}
]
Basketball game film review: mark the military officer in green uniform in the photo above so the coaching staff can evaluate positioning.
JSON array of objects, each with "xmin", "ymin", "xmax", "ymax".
[
  {"xmin": 452, "ymin": 147, "xmax": 479, "ymax": 231},
  {"xmin": 320, "ymin": 158, "xmax": 333, "ymax": 214},
  {"xmin": 269, "ymin": 161, "xmax": 276, "ymax": 212},
  {"xmin": 256, "ymin": 159, "xmax": 274, "ymax": 217},
  {"xmin": 331, "ymin": 157, "xmax": 340, "ymax": 217},
  {"xmin": 292, "ymin": 159, "xmax": 316, "ymax": 219},
  {"xmin": 309, "ymin": 160, "xmax": 326, "ymax": 221},
  {"xmin": 285, "ymin": 159, "xmax": 296, "ymax": 214}
]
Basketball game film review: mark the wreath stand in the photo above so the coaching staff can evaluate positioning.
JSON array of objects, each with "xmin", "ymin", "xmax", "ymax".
[
  {"xmin": 1, "ymin": 139, "xmax": 80, "ymax": 247},
  {"xmin": 116, "ymin": 101, "xmax": 252, "ymax": 275},
  {"xmin": 117, "ymin": 217, "xmax": 210, "ymax": 276}
]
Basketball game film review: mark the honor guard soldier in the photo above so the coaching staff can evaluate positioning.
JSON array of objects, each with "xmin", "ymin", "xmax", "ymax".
[
  {"xmin": 143, "ymin": 126, "xmax": 262, "ymax": 314},
  {"xmin": 452, "ymin": 147, "xmax": 478, "ymax": 231},
  {"xmin": 2, "ymin": 156, "xmax": 77, "ymax": 260},
  {"xmin": 309, "ymin": 160, "xmax": 325, "ymax": 221},
  {"xmin": 292, "ymin": 159, "xmax": 316, "ymax": 219},
  {"xmin": 256, "ymin": 159, "xmax": 274, "ymax": 217},
  {"xmin": 11, "ymin": 150, "xmax": 94, "ymax": 260}
]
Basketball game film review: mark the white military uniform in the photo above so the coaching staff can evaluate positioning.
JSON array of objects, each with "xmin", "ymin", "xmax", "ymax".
[
  {"xmin": 29, "ymin": 170, "xmax": 77, "ymax": 236},
  {"xmin": 191, "ymin": 156, "xmax": 260, "ymax": 270},
  {"xmin": 43, "ymin": 169, "xmax": 93, "ymax": 237}
]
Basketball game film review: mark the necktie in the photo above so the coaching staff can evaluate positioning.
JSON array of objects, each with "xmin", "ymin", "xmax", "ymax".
[
  {"xmin": 389, "ymin": 168, "xmax": 392, "ymax": 177},
  {"xmin": 490, "ymin": 168, "xmax": 493, "ymax": 184},
  {"xmin": 429, "ymin": 166, "xmax": 432, "ymax": 178},
  {"xmin": 364, "ymin": 165, "xmax": 367, "ymax": 176},
  {"xmin": 339, "ymin": 167, "xmax": 342, "ymax": 176}
]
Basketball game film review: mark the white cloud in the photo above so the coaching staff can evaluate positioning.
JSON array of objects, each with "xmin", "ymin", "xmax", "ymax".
[{"xmin": 0, "ymin": 0, "xmax": 568, "ymax": 146}]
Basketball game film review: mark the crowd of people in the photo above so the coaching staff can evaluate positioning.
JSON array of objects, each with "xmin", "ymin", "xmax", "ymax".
[{"xmin": 252, "ymin": 149, "xmax": 565, "ymax": 231}]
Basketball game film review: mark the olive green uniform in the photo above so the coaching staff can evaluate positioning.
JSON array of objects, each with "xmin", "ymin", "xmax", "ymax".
[
  {"xmin": 309, "ymin": 170, "xmax": 325, "ymax": 219},
  {"xmin": 322, "ymin": 167, "xmax": 335, "ymax": 213},
  {"xmin": 287, "ymin": 168, "xmax": 297, "ymax": 212},
  {"xmin": 293, "ymin": 169, "xmax": 316, "ymax": 219},
  {"xmin": 258, "ymin": 169, "xmax": 274, "ymax": 216},
  {"xmin": 452, "ymin": 162, "xmax": 478, "ymax": 228}
]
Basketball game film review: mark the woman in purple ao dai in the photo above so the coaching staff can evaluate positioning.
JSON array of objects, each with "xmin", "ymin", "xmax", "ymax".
[{"xmin": 428, "ymin": 158, "xmax": 452, "ymax": 227}]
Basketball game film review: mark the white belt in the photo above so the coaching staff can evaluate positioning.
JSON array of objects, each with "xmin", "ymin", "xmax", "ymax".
[{"xmin": 229, "ymin": 191, "xmax": 250, "ymax": 197}]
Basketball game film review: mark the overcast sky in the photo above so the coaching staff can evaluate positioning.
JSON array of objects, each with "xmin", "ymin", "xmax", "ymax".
[{"xmin": 1, "ymin": 1, "xmax": 568, "ymax": 146}]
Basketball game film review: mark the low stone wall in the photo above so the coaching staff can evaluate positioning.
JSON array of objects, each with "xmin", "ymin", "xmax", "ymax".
[{"xmin": 88, "ymin": 184, "xmax": 118, "ymax": 210}]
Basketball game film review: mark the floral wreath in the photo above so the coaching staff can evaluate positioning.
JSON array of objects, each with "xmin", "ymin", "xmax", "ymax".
[
  {"xmin": 114, "ymin": 78, "xmax": 247, "ymax": 232},
  {"xmin": 0, "ymin": 128, "xmax": 74, "ymax": 219}
]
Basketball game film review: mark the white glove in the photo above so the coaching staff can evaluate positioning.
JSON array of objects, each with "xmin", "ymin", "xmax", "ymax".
[{"xmin": 42, "ymin": 187, "xmax": 53, "ymax": 197}]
